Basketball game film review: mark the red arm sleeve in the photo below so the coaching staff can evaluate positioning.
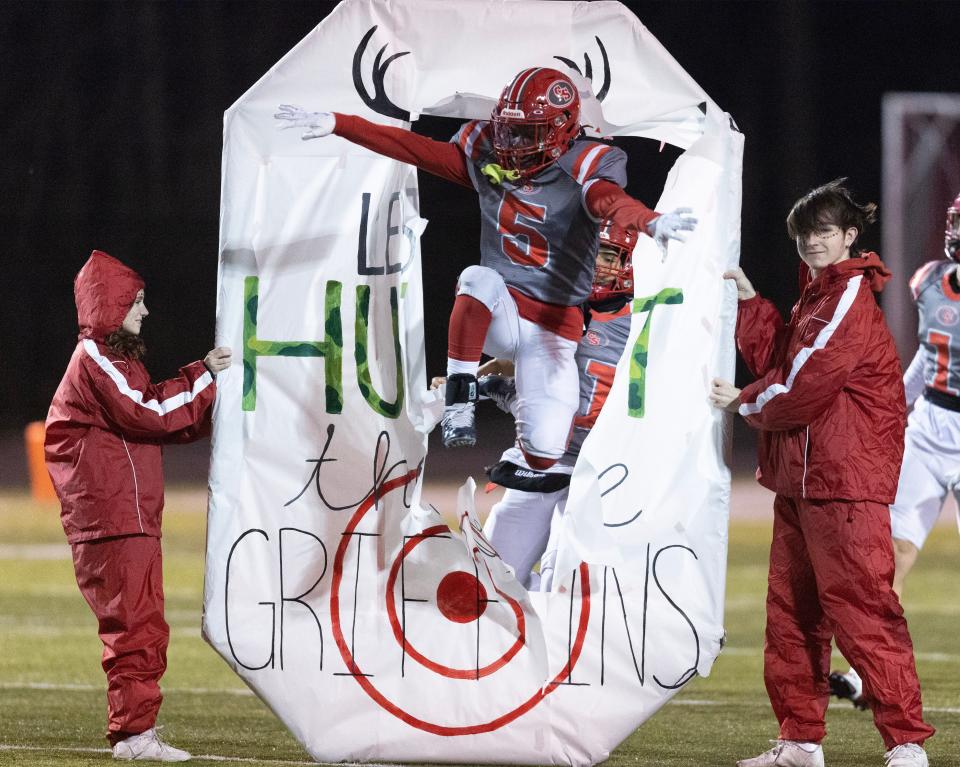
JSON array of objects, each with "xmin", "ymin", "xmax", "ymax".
[
  {"xmin": 738, "ymin": 288, "xmax": 867, "ymax": 431},
  {"xmin": 735, "ymin": 295, "xmax": 786, "ymax": 378},
  {"xmin": 333, "ymin": 113, "xmax": 473, "ymax": 188},
  {"xmin": 81, "ymin": 346, "xmax": 216, "ymax": 439},
  {"xmin": 585, "ymin": 179, "xmax": 660, "ymax": 234}
]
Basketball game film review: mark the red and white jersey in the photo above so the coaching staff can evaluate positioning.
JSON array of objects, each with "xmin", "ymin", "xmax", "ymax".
[
  {"xmin": 452, "ymin": 120, "xmax": 628, "ymax": 307},
  {"xmin": 558, "ymin": 305, "xmax": 632, "ymax": 467},
  {"xmin": 909, "ymin": 259, "xmax": 960, "ymax": 396}
]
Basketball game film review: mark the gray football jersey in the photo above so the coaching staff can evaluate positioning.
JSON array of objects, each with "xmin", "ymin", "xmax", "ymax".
[
  {"xmin": 451, "ymin": 121, "xmax": 628, "ymax": 306},
  {"xmin": 558, "ymin": 307, "xmax": 633, "ymax": 467},
  {"xmin": 910, "ymin": 259, "xmax": 960, "ymax": 395}
]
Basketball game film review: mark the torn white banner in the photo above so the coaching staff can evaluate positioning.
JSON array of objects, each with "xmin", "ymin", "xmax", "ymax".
[{"xmin": 205, "ymin": 1, "xmax": 741, "ymax": 764}]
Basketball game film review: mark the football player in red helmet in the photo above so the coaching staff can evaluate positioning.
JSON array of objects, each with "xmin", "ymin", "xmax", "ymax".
[
  {"xmin": 430, "ymin": 220, "xmax": 640, "ymax": 591},
  {"xmin": 590, "ymin": 220, "xmax": 637, "ymax": 304},
  {"xmin": 945, "ymin": 192, "xmax": 960, "ymax": 262},
  {"xmin": 490, "ymin": 68, "xmax": 583, "ymax": 179},
  {"xmin": 277, "ymin": 67, "xmax": 697, "ymax": 470}
]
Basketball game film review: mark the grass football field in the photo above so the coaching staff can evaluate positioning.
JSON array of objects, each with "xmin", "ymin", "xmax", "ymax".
[{"xmin": 1, "ymin": 485, "xmax": 958, "ymax": 767}]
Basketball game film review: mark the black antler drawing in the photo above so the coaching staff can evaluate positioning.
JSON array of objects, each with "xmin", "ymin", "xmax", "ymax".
[
  {"xmin": 352, "ymin": 25, "xmax": 411, "ymax": 121},
  {"xmin": 554, "ymin": 36, "xmax": 611, "ymax": 101}
]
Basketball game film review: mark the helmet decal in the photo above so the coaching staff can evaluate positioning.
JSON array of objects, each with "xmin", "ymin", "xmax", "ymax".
[{"xmin": 547, "ymin": 80, "xmax": 575, "ymax": 108}]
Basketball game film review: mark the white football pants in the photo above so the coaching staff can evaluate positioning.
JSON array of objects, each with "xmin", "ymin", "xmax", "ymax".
[
  {"xmin": 457, "ymin": 264, "xmax": 579, "ymax": 464},
  {"xmin": 890, "ymin": 395, "xmax": 960, "ymax": 549}
]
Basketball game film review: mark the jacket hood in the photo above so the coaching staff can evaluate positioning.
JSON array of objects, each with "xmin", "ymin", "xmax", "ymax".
[
  {"xmin": 800, "ymin": 250, "xmax": 892, "ymax": 293},
  {"xmin": 74, "ymin": 250, "xmax": 145, "ymax": 341}
]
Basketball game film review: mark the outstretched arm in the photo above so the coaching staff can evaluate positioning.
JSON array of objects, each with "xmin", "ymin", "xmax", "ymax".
[
  {"xmin": 585, "ymin": 180, "xmax": 697, "ymax": 253},
  {"xmin": 275, "ymin": 106, "xmax": 472, "ymax": 188},
  {"xmin": 83, "ymin": 350, "xmax": 216, "ymax": 440}
]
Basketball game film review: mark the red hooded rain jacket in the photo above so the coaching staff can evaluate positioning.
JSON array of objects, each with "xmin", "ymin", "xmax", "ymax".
[
  {"xmin": 736, "ymin": 252, "xmax": 905, "ymax": 503},
  {"xmin": 45, "ymin": 251, "xmax": 216, "ymax": 543}
]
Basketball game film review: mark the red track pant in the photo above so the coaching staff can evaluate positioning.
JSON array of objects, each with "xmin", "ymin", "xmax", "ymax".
[
  {"xmin": 764, "ymin": 495, "xmax": 934, "ymax": 749},
  {"xmin": 71, "ymin": 534, "xmax": 168, "ymax": 745}
]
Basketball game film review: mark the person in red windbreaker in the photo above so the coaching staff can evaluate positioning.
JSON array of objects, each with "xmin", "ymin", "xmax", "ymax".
[
  {"xmin": 709, "ymin": 180, "xmax": 935, "ymax": 767},
  {"xmin": 45, "ymin": 250, "xmax": 230, "ymax": 762}
]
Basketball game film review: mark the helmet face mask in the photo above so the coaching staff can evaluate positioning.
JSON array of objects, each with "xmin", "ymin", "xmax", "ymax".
[
  {"xmin": 946, "ymin": 196, "xmax": 960, "ymax": 262},
  {"xmin": 590, "ymin": 221, "xmax": 637, "ymax": 304},
  {"xmin": 491, "ymin": 68, "xmax": 581, "ymax": 179}
]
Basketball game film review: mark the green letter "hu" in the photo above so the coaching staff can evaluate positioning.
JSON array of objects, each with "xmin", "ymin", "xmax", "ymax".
[{"xmin": 242, "ymin": 276, "xmax": 343, "ymax": 412}]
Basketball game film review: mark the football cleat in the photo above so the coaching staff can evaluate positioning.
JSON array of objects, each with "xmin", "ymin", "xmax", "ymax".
[
  {"xmin": 442, "ymin": 402, "xmax": 476, "ymax": 448},
  {"xmin": 478, "ymin": 374, "xmax": 517, "ymax": 414},
  {"xmin": 442, "ymin": 373, "xmax": 479, "ymax": 448},
  {"xmin": 829, "ymin": 669, "xmax": 868, "ymax": 710}
]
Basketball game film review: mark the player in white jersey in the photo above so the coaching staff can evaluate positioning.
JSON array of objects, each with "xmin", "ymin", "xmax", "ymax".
[
  {"xmin": 436, "ymin": 221, "xmax": 636, "ymax": 589},
  {"xmin": 831, "ymin": 192, "xmax": 960, "ymax": 710}
]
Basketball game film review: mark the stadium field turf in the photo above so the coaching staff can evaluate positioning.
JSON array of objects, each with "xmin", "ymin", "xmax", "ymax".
[{"xmin": 1, "ymin": 486, "xmax": 958, "ymax": 767}]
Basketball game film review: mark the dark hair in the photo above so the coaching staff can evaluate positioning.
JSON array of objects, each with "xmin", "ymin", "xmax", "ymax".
[
  {"xmin": 106, "ymin": 329, "xmax": 146, "ymax": 361},
  {"xmin": 786, "ymin": 178, "xmax": 877, "ymax": 249}
]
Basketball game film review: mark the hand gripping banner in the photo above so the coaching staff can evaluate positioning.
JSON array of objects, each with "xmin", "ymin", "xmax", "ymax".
[{"xmin": 205, "ymin": 1, "xmax": 743, "ymax": 764}]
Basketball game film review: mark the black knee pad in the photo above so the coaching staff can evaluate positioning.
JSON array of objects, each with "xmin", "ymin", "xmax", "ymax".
[{"xmin": 485, "ymin": 460, "xmax": 571, "ymax": 493}]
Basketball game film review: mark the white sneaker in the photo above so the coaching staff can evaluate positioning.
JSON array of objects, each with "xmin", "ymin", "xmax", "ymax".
[
  {"xmin": 885, "ymin": 744, "xmax": 928, "ymax": 767},
  {"xmin": 112, "ymin": 728, "xmax": 191, "ymax": 761},
  {"xmin": 737, "ymin": 741, "xmax": 824, "ymax": 767}
]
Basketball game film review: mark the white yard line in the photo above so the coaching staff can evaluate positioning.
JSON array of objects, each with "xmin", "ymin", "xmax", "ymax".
[
  {"xmin": 2, "ymin": 625, "xmax": 203, "ymax": 638},
  {"xmin": 0, "ymin": 543, "xmax": 71, "ymax": 560},
  {"xmin": 6, "ymin": 680, "xmax": 959, "ymax": 716},
  {"xmin": 0, "ymin": 745, "xmax": 317, "ymax": 765},
  {"xmin": 0, "ymin": 743, "xmax": 402, "ymax": 766},
  {"xmin": 667, "ymin": 698, "xmax": 960, "ymax": 714},
  {"xmin": 0, "ymin": 681, "xmax": 253, "ymax": 696},
  {"xmin": 720, "ymin": 646, "xmax": 958, "ymax": 663}
]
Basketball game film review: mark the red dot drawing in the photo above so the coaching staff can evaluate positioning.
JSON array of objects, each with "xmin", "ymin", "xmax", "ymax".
[
  {"xmin": 436, "ymin": 571, "xmax": 488, "ymax": 623},
  {"xmin": 384, "ymin": 523, "xmax": 526, "ymax": 679}
]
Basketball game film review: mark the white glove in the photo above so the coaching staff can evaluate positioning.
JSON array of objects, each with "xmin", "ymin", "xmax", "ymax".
[
  {"xmin": 274, "ymin": 104, "xmax": 336, "ymax": 140},
  {"xmin": 649, "ymin": 207, "xmax": 698, "ymax": 256}
]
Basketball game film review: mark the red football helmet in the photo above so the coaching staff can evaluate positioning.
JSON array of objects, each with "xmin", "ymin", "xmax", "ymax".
[
  {"xmin": 590, "ymin": 220, "xmax": 637, "ymax": 304},
  {"xmin": 946, "ymin": 193, "xmax": 960, "ymax": 262},
  {"xmin": 491, "ymin": 67, "xmax": 581, "ymax": 179}
]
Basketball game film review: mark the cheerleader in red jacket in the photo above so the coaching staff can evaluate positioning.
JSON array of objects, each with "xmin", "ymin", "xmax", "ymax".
[
  {"xmin": 710, "ymin": 180, "xmax": 934, "ymax": 767},
  {"xmin": 45, "ymin": 250, "xmax": 230, "ymax": 761}
]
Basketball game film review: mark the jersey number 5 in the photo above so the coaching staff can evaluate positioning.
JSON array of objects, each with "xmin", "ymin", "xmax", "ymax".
[{"xmin": 498, "ymin": 194, "xmax": 549, "ymax": 267}]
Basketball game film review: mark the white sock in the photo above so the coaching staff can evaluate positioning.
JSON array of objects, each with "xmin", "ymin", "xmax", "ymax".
[{"xmin": 447, "ymin": 358, "xmax": 479, "ymax": 378}]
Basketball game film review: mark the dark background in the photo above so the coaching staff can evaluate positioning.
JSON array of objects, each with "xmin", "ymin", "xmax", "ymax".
[{"xmin": 2, "ymin": 0, "xmax": 957, "ymax": 481}]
